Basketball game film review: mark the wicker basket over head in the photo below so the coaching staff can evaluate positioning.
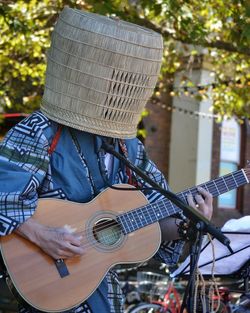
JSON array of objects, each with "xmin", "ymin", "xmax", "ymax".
[{"xmin": 41, "ymin": 7, "xmax": 163, "ymax": 138}]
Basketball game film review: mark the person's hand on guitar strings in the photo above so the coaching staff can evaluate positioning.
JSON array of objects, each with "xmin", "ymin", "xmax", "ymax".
[
  {"xmin": 186, "ymin": 186, "xmax": 213, "ymax": 220},
  {"xmin": 159, "ymin": 188, "xmax": 213, "ymax": 241},
  {"xmin": 15, "ymin": 218, "xmax": 85, "ymax": 260}
]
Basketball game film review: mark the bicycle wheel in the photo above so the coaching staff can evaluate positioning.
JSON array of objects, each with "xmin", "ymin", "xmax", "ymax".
[{"xmin": 126, "ymin": 302, "xmax": 164, "ymax": 313}]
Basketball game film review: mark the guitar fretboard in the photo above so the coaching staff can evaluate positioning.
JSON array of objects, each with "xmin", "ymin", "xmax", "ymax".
[{"xmin": 117, "ymin": 169, "xmax": 249, "ymax": 234}]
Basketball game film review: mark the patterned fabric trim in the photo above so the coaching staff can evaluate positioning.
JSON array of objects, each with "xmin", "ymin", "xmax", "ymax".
[
  {"xmin": 0, "ymin": 214, "xmax": 18, "ymax": 236},
  {"xmin": 155, "ymin": 240, "xmax": 185, "ymax": 266},
  {"xmin": 0, "ymin": 112, "xmax": 50, "ymax": 176},
  {"xmin": 106, "ymin": 271, "xmax": 125, "ymax": 313},
  {"xmin": 38, "ymin": 188, "xmax": 66, "ymax": 199},
  {"xmin": 0, "ymin": 112, "xmax": 51, "ymax": 234}
]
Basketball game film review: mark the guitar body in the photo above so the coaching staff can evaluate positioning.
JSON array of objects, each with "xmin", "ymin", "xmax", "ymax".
[{"xmin": 0, "ymin": 185, "xmax": 161, "ymax": 312}]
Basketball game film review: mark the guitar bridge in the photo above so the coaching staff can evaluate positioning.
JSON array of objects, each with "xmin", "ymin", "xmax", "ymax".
[{"xmin": 55, "ymin": 259, "xmax": 69, "ymax": 278}]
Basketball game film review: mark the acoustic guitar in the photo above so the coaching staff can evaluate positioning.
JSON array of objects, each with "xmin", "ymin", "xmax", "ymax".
[{"xmin": 0, "ymin": 168, "xmax": 249, "ymax": 312}]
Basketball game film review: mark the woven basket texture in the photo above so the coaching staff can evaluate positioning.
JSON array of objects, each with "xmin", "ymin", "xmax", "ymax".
[{"xmin": 41, "ymin": 7, "xmax": 163, "ymax": 138}]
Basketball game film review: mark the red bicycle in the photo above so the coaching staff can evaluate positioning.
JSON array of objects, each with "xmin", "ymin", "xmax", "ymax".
[{"xmin": 126, "ymin": 280, "xmax": 182, "ymax": 313}]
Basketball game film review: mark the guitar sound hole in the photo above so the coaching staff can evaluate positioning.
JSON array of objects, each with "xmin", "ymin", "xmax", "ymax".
[{"xmin": 93, "ymin": 218, "xmax": 122, "ymax": 246}]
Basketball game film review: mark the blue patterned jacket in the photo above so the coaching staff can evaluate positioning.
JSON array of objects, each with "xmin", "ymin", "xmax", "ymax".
[{"xmin": 0, "ymin": 111, "xmax": 184, "ymax": 313}]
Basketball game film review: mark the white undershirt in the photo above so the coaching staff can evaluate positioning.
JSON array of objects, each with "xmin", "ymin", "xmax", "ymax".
[{"xmin": 104, "ymin": 153, "xmax": 114, "ymax": 177}]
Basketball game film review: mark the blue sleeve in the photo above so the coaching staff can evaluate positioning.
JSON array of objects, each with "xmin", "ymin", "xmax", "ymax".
[
  {"xmin": 0, "ymin": 116, "xmax": 50, "ymax": 235},
  {"xmin": 134, "ymin": 140, "xmax": 185, "ymax": 266}
]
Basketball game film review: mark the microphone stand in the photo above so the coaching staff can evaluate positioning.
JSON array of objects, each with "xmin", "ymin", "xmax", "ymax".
[{"xmin": 101, "ymin": 139, "xmax": 232, "ymax": 313}]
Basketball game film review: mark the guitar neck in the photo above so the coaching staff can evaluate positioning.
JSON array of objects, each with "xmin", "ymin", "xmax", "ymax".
[
  {"xmin": 178, "ymin": 168, "xmax": 249, "ymax": 202},
  {"xmin": 117, "ymin": 168, "xmax": 249, "ymax": 234}
]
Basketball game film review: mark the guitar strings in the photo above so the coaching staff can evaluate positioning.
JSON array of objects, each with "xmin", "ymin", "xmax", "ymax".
[
  {"xmin": 60, "ymin": 173, "xmax": 246, "ymax": 251},
  {"xmin": 64, "ymin": 198, "xmax": 179, "ymax": 250},
  {"xmin": 72, "ymin": 193, "xmax": 179, "ymax": 238},
  {"xmin": 78, "ymin": 229, "xmax": 124, "ymax": 250},
  {"xmin": 65, "ymin": 202, "xmax": 174, "ymax": 250},
  {"xmin": 82, "ymin": 169, "xmax": 246, "ymax": 239},
  {"xmin": 76, "ymin": 175, "xmax": 245, "ymax": 251},
  {"xmin": 74, "ymin": 172, "xmax": 245, "ymax": 238}
]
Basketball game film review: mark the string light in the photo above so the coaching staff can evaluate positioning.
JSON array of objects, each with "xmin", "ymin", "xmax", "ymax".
[
  {"xmin": 164, "ymin": 105, "xmax": 219, "ymax": 119},
  {"xmin": 152, "ymin": 102, "xmax": 248, "ymax": 124},
  {"xmin": 151, "ymin": 78, "xmax": 250, "ymax": 122},
  {"xmin": 165, "ymin": 78, "xmax": 250, "ymax": 98}
]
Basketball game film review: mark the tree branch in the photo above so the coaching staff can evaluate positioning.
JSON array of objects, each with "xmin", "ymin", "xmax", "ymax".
[{"xmin": 138, "ymin": 18, "xmax": 250, "ymax": 56}]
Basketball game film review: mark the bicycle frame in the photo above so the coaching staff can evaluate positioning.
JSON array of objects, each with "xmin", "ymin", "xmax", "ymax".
[{"xmin": 151, "ymin": 281, "xmax": 182, "ymax": 313}]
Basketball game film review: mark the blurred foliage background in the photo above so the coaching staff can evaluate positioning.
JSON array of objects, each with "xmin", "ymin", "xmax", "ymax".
[{"xmin": 0, "ymin": 0, "xmax": 250, "ymax": 120}]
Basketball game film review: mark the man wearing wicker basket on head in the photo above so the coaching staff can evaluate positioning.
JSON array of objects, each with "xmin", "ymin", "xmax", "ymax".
[{"xmin": 0, "ymin": 7, "xmax": 213, "ymax": 313}]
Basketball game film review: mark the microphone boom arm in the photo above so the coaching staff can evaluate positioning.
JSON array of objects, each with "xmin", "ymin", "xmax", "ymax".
[{"xmin": 101, "ymin": 139, "xmax": 232, "ymax": 252}]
